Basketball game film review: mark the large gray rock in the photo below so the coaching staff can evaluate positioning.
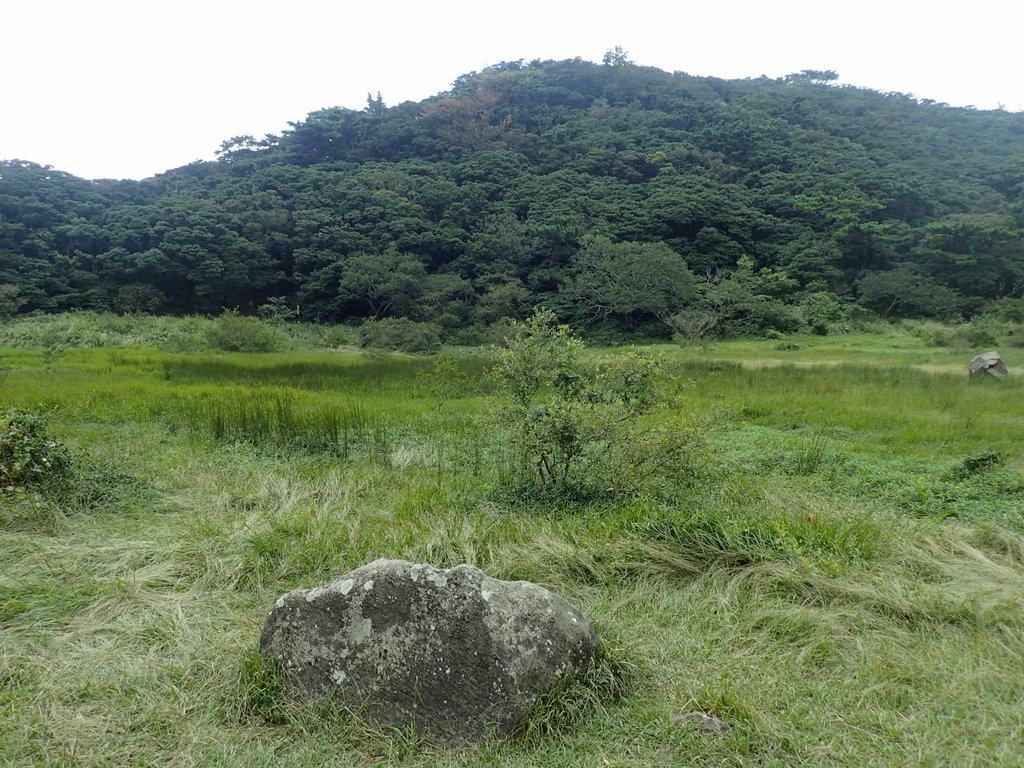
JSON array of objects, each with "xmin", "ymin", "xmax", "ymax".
[
  {"xmin": 260, "ymin": 559, "xmax": 598, "ymax": 744},
  {"xmin": 969, "ymin": 351, "xmax": 1008, "ymax": 379}
]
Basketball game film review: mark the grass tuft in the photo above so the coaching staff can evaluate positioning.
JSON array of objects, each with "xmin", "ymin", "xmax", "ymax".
[{"xmin": 515, "ymin": 638, "xmax": 644, "ymax": 743}]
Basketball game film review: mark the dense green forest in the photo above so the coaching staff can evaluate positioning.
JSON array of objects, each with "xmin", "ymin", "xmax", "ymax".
[{"xmin": 2, "ymin": 57, "xmax": 1023, "ymax": 340}]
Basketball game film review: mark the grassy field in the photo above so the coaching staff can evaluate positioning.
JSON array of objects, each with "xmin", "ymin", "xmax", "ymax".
[{"xmin": 2, "ymin": 318, "xmax": 1023, "ymax": 767}]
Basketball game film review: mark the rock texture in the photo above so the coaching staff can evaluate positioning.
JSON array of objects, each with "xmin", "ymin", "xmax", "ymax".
[
  {"xmin": 674, "ymin": 711, "xmax": 732, "ymax": 735},
  {"xmin": 260, "ymin": 559, "xmax": 598, "ymax": 744},
  {"xmin": 969, "ymin": 351, "xmax": 1008, "ymax": 378}
]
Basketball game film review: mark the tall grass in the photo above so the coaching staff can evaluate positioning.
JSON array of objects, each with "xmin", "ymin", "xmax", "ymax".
[{"xmin": 183, "ymin": 388, "xmax": 389, "ymax": 458}]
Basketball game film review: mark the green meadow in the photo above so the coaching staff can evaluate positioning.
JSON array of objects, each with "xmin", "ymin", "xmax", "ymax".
[{"xmin": 2, "ymin": 314, "xmax": 1023, "ymax": 767}]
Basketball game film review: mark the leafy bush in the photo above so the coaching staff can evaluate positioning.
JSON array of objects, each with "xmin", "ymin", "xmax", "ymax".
[
  {"xmin": 296, "ymin": 321, "xmax": 360, "ymax": 348},
  {"xmin": 800, "ymin": 291, "xmax": 849, "ymax": 335},
  {"xmin": 489, "ymin": 310, "xmax": 701, "ymax": 497},
  {"xmin": 161, "ymin": 316, "xmax": 213, "ymax": 352},
  {"xmin": 904, "ymin": 320, "xmax": 952, "ymax": 347},
  {"xmin": 0, "ymin": 411, "xmax": 72, "ymax": 491},
  {"xmin": 981, "ymin": 297, "xmax": 1024, "ymax": 323},
  {"xmin": 947, "ymin": 316, "xmax": 1010, "ymax": 351},
  {"xmin": 948, "ymin": 451, "xmax": 1002, "ymax": 480},
  {"xmin": 360, "ymin": 318, "xmax": 441, "ymax": 354},
  {"xmin": 257, "ymin": 297, "xmax": 299, "ymax": 324},
  {"xmin": 451, "ymin": 319, "xmax": 519, "ymax": 347},
  {"xmin": 206, "ymin": 311, "xmax": 287, "ymax": 353}
]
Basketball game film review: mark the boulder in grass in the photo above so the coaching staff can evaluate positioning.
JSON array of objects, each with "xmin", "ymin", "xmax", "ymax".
[
  {"xmin": 259, "ymin": 558, "xmax": 598, "ymax": 745},
  {"xmin": 969, "ymin": 351, "xmax": 1008, "ymax": 379}
]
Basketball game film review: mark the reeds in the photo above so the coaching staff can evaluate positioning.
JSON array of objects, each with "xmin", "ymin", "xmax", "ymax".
[{"xmin": 186, "ymin": 388, "xmax": 390, "ymax": 459}]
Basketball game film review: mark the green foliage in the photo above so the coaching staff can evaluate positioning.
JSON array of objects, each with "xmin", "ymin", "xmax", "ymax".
[
  {"xmin": 489, "ymin": 310, "xmax": 698, "ymax": 496},
  {"xmin": 946, "ymin": 315, "xmax": 1009, "ymax": 351},
  {"xmin": 0, "ymin": 411, "xmax": 72, "ymax": 491},
  {"xmin": 338, "ymin": 249, "xmax": 428, "ymax": 320},
  {"xmin": 800, "ymin": 291, "xmax": 849, "ymax": 335},
  {"xmin": 948, "ymin": 450, "xmax": 1002, "ymax": 480},
  {"xmin": 904, "ymin": 315, "xmax": 1015, "ymax": 350},
  {"xmin": 1006, "ymin": 325, "xmax": 1024, "ymax": 348},
  {"xmin": 256, "ymin": 296, "xmax": 299, "ymax": 324},
  {"xmin": 564, "ymin": 235, "xmax": 698, "ymax": 324},
  {"xmin": 3, "ymin": 57, "xmax": 1023, "ymax": 340},
  {"xmin": 359, "ymin": 318, "xmax": 441, "ymax": 353},
  {"xmin": 904, "ymin": 319, "xmax": 955, "ymax": 347},
  {"xmin": 0, "ymin": 284, "xmax": 25, "ymax": 318},
  {"xmin": 983, "ymin": 297, "xmax": 1024, "ymax": 323},
  {"xmin": 206, "ymin": 311, "xmax": 287, "ymax": 352},
  {"xmin": 697, "ymin": 257, "xmax": 804, "ymax": 337},
  {"xmin": 856, "ymin": 268, "xmax": 962, "ymax": 319},
  {"xmin": 601, "ymin": 46, "xmax": 633, "ymax": 67},
  {"xmin": 416, "ymin": 353, "xmax": 474, "ymax": 410}
]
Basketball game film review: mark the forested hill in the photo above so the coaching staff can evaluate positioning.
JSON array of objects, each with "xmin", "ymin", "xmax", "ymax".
[{"xmin": 2, "ymin": 57, "xmax": 1023, "ymax": 339}]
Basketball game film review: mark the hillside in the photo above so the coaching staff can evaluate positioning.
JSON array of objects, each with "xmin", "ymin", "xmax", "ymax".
[{"xmin": 2, "ymin": 57, "xmax": 1023, "ymax": 338}]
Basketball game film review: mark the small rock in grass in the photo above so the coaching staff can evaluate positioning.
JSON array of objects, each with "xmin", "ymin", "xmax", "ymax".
[
  {"xmin": 674, "ymin": 710, "xmax": 732, "ymax": 734},
  {"xmin": 260, "ymin": 558, "xmax": 598, "ymax": 745}
]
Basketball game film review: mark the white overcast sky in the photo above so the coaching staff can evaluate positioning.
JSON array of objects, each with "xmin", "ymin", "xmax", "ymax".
[{"xmin": 3, "ymin": 0, "xmax": 1021, "ymax": 181}]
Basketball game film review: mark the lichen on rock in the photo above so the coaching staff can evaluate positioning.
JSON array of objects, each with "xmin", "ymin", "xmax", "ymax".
[{"xmin": 259, "ymin": 558, "xmax": 598, "ymax": 745}]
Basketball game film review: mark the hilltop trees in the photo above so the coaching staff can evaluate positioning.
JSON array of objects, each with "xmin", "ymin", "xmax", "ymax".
[{"xmin": 1, "ymin": 56, "xmax": 1023, "ymax": 335}]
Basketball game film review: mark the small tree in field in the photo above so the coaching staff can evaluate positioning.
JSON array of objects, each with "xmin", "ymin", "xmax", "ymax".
[
  {"xmin": 418, "ymin": 353, "xmax": 474, "ymax": 410},
  {"xmin": 489, "ymin": 310, "xmax": 699, "ymax": 496},
  {"xmin": 666, "ymin": 309, "xmax": 719, "ymax": 349}
]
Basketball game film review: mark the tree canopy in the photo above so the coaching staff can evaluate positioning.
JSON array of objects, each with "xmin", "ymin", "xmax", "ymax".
[{"xmin": 2, "ymin": 57, "xmax": 1022, "ymax": 337}]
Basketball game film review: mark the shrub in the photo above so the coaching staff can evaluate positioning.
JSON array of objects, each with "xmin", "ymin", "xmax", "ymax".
[
  {"xmin": 947, "ymin": 316, "xmax": 1009, "ymax": 351},
  {"xmin": 417, "ymin": 353, "xmax": 474, "ymax": 410},
  {"xmin": 162, "ymin": 317, "xmax": 213, "ymax": 352},
  {"xmin": 360, "ymin": 318, "xmax": 441, "ymax": 354},
  {"xmin": 206, "ymin": 311, "xmax": 286, "ymax": 353},
  {"xmin": 257, "ymin": 297, "xmax": 299, "ymax": 324},
  {"xmin": 0, "ymin": 411, "xmax": 72, "ymax": 491},
  {"xmin": 981, "ymin": 297, "xmax": 1024, "ymax": 323},
  {"xmin": 905, "ymin": 320, "xmax": 952, "ymax": 347},
  {"xmin": 317, "ymin": 324, "xmax": 360, "ymax": 349},
  {"xmin": 948, "ymin": 451, "xmax": 1002, "ymax": 480},
  {"xmin": 489, "ymin": 310, "xmax": 701, "ymax": 497},
  {"xmin": 800, "ymin": 291, "xmax": 849, "ymax": 335}
]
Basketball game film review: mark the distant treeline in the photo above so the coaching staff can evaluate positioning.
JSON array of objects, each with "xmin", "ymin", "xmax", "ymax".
[{"xmin": 2, "ymin": 57, "xmax": 1023, "ymax": 340}]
